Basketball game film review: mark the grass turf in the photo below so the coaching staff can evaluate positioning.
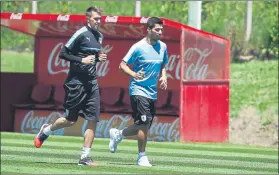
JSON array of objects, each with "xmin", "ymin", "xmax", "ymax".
[{"xmin": 1, "ymin": 132, "xmax": 278, "ymax": 174}]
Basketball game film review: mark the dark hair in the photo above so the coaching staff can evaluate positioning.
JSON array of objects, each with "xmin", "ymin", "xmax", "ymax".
[
  {"xmin": 146, "ymin": 17, "xmax": 163, "ymax": 29},
  {"xmin": 85, "ymin": 6, "xmax": 103, "ymax": 17}
]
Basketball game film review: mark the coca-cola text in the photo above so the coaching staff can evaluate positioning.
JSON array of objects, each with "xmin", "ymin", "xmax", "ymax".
[
  {"xmin": 57, "ymin": 14, "xmax": 70, "ymax": 21},
  {"xmin": 48, "ymin": 42, "xmax": 112, "ymax": 77},
  {"xmin": 10, "ymin": 13, "xmax": 22, "ymax": 20},
  {"xmin": 16, "ymin": 110, "xmax": 179, "ymax": 141}
]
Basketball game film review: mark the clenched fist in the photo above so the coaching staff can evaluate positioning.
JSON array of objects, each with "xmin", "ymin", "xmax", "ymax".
[
  {"xmin": 82, "ymin": 55, "xmax": 96, "ymax": 64},
  {"xmin": 98, "ymin": 53, "xmax": 107, "ymax": 62}
]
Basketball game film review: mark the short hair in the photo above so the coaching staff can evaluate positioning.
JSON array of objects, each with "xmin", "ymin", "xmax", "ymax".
[
  {"xmin": 85, "ymin": 6, "xmax": 103, "ymax": 17},
  {"xmin": 146, "ymin": 17, "xmax": 163, "ymax": 29}
]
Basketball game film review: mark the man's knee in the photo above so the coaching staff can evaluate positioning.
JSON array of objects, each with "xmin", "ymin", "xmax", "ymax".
[
  {"xmin": 137, "ymin": 123, "xmax": 151, "ymax": 132},
  {"xmin": 63, "ymin": 118, "xmax": 76, "ymax": 126},
  {"xmin": 86, "ymin": 120, "xmax": 97, "ymax": 129},
  {"xmin": 135, "ymin": 115, "xmax": 153, "ymax": 129}
]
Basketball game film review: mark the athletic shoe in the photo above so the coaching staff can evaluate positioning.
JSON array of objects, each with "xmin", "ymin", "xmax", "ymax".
[
  {"xmin": 109, "ymin": 128, "xmax": 122, "ymax": 153},
  {"xmin": 34, "ymin": 124, "xmax": 49, "ymax": 148},
  {"xmin": 137, "ymin": 155, "xmax": 152, "ymax": 167},
  {"xmin": 78, "ymin": 157, "xmax": 99, "ymax": 166}
]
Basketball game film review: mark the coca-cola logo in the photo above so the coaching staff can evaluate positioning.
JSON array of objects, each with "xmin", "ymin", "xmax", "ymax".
[
  {"xmin": 18, "ymin": 111, "xmax": 179, "ymax": 141},
  {"xmin": 165, "ymin": 47, "xmax": 214, "ymax": 80},
  {"xmin": 83, "ymin": 114, "xmax": 132, "ymax": 138},
  {"xmin": 48, "ymin": 43, "xmax": 69, "ymax": 75},
  {"xmin": 10, "ymin": 13, "xmax": 22, "ymax": 20},
  {"xmin": 140, "ymin": 17, "xmax": 149, "ymax": 23},
  {"xmin": 47, "ymin": 42, "xmax": 113, "ymax": 77},
  {"xmin": 165, "ymin": 54, "xmax": 180, "ymax": 80},
  {"xmin": 182, "ymin": 47, "xmax": 212, "ymax": 80},
  {"xmin": 149, "ymin": 117, "xmax": 180, "ymax": 141},
  {"xmin": 105, "ymin": 16, "xmax": 118, "ymax": 23},
  {"xmin": 20, "ymin": 111, "xmax": 65, "ymax": 135},
  {"xmin": 82, "ymin": 114, "xmax": 180, "ymax": 141},
  {"xmin": 57, "ymin": 14, "xmax": 70, "ymax": 21}
]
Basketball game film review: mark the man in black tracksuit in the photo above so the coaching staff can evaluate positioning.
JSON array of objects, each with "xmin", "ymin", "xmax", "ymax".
[{"xmin": 34, "ymin": 6, "xmax": 107, "ymax": 166}]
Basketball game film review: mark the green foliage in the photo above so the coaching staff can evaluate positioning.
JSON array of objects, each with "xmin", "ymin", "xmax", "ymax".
[
  {"xmin": 249, "ymin": 1, "xmax": 278, "ymax": 60},
  {"xmin": 141, "ymin": 1, "xmax": 188, "ymax": 22},
  {"xmin": 202, "ymin": 2, "xmax": 245, "ymax": 37},
  {"xmin": 230, "ymin": 60, "xmax": 278, "ymax": 118},
  {"xmin": 1, "ymin": 1, "xmax": 34, "ymax": 52},
  {"xmin": 0, "ymin": 50, "xmax": 34, "ymax": 72},
  {"xmin": 0, "ymin": 1, "xmax": 278, "ymax": 60}
]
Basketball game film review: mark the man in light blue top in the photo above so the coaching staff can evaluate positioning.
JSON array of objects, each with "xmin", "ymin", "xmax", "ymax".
[{"xmin": 109, "ymin": 17, "xmax": 168, "ymax": 167}]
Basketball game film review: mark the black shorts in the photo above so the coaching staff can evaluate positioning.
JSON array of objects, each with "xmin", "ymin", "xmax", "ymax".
[
  {"xmin": 63, "ymin": 82, "xmax": 100, "ymax": 122},
  {"xmin": 130, "ymin": 95, "xmax": 156, "ymax": 125}
]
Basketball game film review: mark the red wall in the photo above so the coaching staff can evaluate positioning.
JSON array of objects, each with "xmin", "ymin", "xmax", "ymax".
[
  {"xmin": 1, "ymin": 73, "xmax": 36, "ymax": 131},
  {"xmin": 180, "ymin": 82, "xmax": 229, "ymax": 142},
  {"xmin": 179, "ymin": 28, "xmax": 230, "ymax": 142}
]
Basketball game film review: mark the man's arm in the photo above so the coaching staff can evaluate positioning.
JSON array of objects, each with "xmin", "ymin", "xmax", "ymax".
[
  {"xmin": 59, "ymin": 46, "xmax": 82, "ymax": 63},
  {"xmin": 119, "ymin": 61, "xmax": 136, "ymax": 77},
  {"xmin": 60, "ymin": 31, "xmax": 95, "ymax": 64},
  {"xmin": 119, "ymin": 61, "xmax": 144, "ymax": 80},
  {"xmin": 119, "ymin": 44, "xmax": 144, "ymax": 80},
  {"xmin": 59, "ymin": 46, "xmax": 95, "ymax": 64},
  {"xmin": 161, "ymin": 46, "xmax": 169, "ymax": 79},
  {"xmin": 159, "ymin": 45, "xmax": 169, "ymax": 90},
  {"xmin": 161, "ymin": 66, "xmax": 167, "ymax": 78},
  {"xmin": 159, "ymin": 65, "xmax": 168, "ymax": 90}
]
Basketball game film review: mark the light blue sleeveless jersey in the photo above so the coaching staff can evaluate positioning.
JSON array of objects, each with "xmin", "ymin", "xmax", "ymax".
[{"xmin": 123, "ymin": 38, "xmax": 168, "ymax": 99}]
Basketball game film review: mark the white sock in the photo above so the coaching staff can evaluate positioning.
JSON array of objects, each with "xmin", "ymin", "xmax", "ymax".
[
  {"xmin": 81, "ymin": 147, "xmax": 91, "ymax": 159},
  {"xmin": 139, "ymin": 152, "xmax": 146, "ymax": 157},
  {"xmin": 119, "ymin": 129, "xmax": 124, "ymax": 137},
  {"xmin": 43, "ymin": 125, "xmax": 52, "ymax": 136}
]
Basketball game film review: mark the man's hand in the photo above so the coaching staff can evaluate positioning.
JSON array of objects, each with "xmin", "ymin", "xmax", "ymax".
[
  {"xmin": 133, "ymin": 68, "xmax": 145, "ymax": 80},
  {"xmin": 159, "ymin": 76, "xmax": 167, "ymax": 90},
  {"xmin": 98, "ymin": 53, "xmax": 107, "ymax": 62},
  {"xmin": 82, "ymin": 55, "xmax": 95, "ymax": 64}
]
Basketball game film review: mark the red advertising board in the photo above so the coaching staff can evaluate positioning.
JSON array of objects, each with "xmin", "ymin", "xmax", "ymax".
[
  {"xmin": 181, "ymin": 29, "xmax": 229, "ymax": 81},
  {"xmin": 14, "ymin": 109, "xmax": 180, "ymax": 142}
]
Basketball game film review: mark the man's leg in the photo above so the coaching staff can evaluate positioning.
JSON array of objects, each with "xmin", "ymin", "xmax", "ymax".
[
  {"xmin": 78, "ymin": 85, "xmax": 100, "ymax": 166},
  {"xmin": 130, "ymin": 96, "xmax": 154, "ymax": 166},
  {"xmin": 34, "ymin": 109, "xmax": 78, "ymax": 148},
  {"xmin": 121, "ymin": 124, "xmax": 139, "ymax": 136},
  {"xmin": 137, "ymin": 124, "xmax": 149, "ymax": 153},
  {"xmin": 78, "ymin": 119, "xmax": 99, "ymax": 167},
  {"xmin": 81, "ymin": 120, "xmax": 97, "ymax": 159},
  {"xmin": 109, "ymin": 95, "xmax": 140, "ymax": 153},
  {"xmin": 34, "ymin": 82, "xmax": 85, "ymax": 148},
  {"xmin": 109, "ymin": 95, "xmax": 139, "ymax": 153},
  {"xmin": 120, "ymin": 123, "xmax": 149, "ymax": 153},
  {"xmin": 109, "ymin": 95, "xmax": 149, "ymax": 153},
  {"xmin": 135, "ymin": 97, "xmax": 155, "ymax": 167},
  {"xmin": 109, "ymin": 95, "xmax": 154, "ymax": 166}
]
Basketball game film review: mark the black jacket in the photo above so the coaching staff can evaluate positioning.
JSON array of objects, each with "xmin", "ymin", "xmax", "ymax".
[{"xmin": 59, "ymin": 25, "xmax": 103, "ymax": 83}]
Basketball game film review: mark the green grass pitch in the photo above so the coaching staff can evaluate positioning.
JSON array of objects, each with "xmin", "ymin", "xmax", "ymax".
[{"xmin": 1, "ymin": 132, "xmax": 278, "ymax": 174}]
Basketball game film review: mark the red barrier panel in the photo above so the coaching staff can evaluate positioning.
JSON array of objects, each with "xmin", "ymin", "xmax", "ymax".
[
  {"xmin": 180, "ymin": 29, "xmax": 230, "ymax": 142},
  {"xmin": 180, "ymin": 83, "xmax": 229, "ymax": 142}
]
